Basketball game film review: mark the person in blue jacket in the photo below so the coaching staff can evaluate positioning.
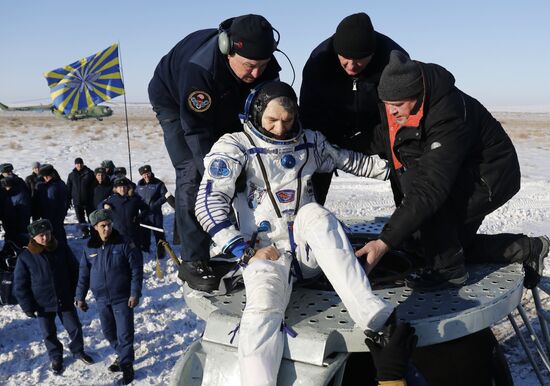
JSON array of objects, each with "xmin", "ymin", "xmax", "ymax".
[
  {"xmin": 13, "ymin": 219, "xmax": 94, "ymax": 375},
  {"xmin": 148, "ymin": 14, "xmax": 282, "ymax": 291},
  {"xmin": 101, "ymin": 177, "xmax": 149, "ymax": 248},
  {"xmin": 134, "ymin": 164, "xmax": 168, "ymax": 257},
  {"xmin": 76, "ymin": 209, "xmax": 143, "ymax": 385}
]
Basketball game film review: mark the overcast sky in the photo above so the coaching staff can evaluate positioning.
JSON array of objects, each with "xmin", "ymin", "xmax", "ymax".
[{"xmin": 1, "ymin": 1, "xmax": 549, "ymax": 108}]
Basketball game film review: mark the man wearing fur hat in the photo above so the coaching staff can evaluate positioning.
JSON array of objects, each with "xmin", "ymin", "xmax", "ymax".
[
  {"xmin": 148, "ymin": 14, "xmax": 282, "ymax": 291},
  {"xmin": 135, "ymin": 165, "xmax": 168, "ymax": 257},
  {"xmin": 356, "ymin": 51, "xmax": 549, "ymax": 289},
  {"xmin": 101, "ymin": 177, "xmax": 149, "ymax": 247},
  {"xmin": 25, "ymin": 161, "xmax": 43, "ymax": 221},
  {"xmin": 13, "ymin": 219, "xmax": 94, "ymax": 375},
  {"xmin": 35, "ymin": 164, "xmax": 69, "ymax": 245},
  {"xmin": 300, "ymin": 13, "xmax": 407, "ymax": 204},
  {"xmin": 92, "ymin": 167, "xmax": 113, "ymax": 209},
  {"xmin": 76, "ymin": 209, "xmax": 143, "ymax": 385}
]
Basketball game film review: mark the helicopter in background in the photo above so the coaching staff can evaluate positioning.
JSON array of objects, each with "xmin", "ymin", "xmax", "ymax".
[{"xmin": 0, "ymin": 102, "xmax": 113, "ymax": 121}]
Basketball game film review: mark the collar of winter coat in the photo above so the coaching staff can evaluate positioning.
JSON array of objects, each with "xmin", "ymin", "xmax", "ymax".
[
  {"xmin": 27, "ymin": 237, "xmax": 58, "ymax": 254},
  {"xmin": 87, "ymin": 228, "xmax": 122, "ymax": 248}
]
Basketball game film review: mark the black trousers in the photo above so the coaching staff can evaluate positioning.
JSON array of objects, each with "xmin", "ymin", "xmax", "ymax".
[
  {"xmin": 153, "ymin": 107, "xmax": 211, "ymax": 262},
  {"xmin": 409, "ymin": 201, "xmax": 531, "ymax": 275},
  {"xmin": 37, "ymin": 307, "xmax": 84, "ymax": 361}
]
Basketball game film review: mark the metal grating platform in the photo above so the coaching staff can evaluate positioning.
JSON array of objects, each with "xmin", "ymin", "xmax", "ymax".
[{"xmin": 181, "ymin": 218, "xmax": 525, "ymax": 365}]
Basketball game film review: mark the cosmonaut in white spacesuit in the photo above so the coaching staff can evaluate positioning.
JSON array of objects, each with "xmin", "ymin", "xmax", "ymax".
[{"xmin": 195, "ymin": 81, "xmax": 394, "ymax": 386}]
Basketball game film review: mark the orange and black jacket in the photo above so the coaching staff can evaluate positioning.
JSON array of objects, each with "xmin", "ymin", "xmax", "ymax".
[{"xmin": 378, "ymin": 62, "xmax": 520, "ymax": 249}]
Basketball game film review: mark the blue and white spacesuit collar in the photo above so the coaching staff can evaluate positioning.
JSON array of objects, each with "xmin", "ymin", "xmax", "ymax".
[{"xmin": 243, "ymin": 120, "xmax": 303, "ymax": 146}]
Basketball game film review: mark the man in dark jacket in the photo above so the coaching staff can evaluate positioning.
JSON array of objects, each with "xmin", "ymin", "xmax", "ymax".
[
  {"xmin": 101, "ymin": 160, "xmax": 116, "ymax": 182},
  {"xmin": 356, "ymin": 51, "xmax": 550, "ymax": 289},
  {"xmin": 0, "ymin": 176, "xmax": 31, "ymax": 248},
  {"xmin": 76, "ymin": 209, "xmax": 143, "ymax": 385},
  {"xmin": 135, "ymin": 165, "xmax": 168, "ymax": 257},
  {"xmin": 25, "ymin": 161, "xmax": 43, "ymax": 221},
  {"xmin": 148, "ymin": 14, "xmax": 281, "ymax": 291},
  {"xmin": 101, "ymin": 177, "xmax": 149, "ymax": 248},
  {"xmin": 93, "ymin": 167, "xmax": 113, "ymax": 208},
  {"xmin": 66, "ymin": 157, "xmax": 95, "ymax": 238},
  {"xmin": 300, "ymin": 13, "xmax": 407, "ymax": 204},
  {"xmin": 35, "ymin": 164, "xmax": 69, "ymax": 245},
  {"xmin": 13, "ymin": 219, "xmax": 94, "ymax": 374}
]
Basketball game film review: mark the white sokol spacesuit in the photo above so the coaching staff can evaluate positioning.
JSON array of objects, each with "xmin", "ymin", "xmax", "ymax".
[{"xmin": 195, "ymin": 83, "xmax": 394, "ymax": 386}]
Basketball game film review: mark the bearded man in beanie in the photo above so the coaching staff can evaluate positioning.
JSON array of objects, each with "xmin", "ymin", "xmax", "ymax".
[
  {"xmin": 148, "ymin": 14, "xmax": 282, "ymax": 291},
  {"xmin": 76, "ymin": 209, "xmax": 143, "ymax": 385},
  {"xmin": 135, "ymin": 165, "xmax": 168, "ymax": 257},
  {"xmin": 300, "ymin": 13, "xmax": 407, "ymax": 204},
  {"xmin": 356, "ymin": 50, "xmax": 549, "ymax": 289},
  {"xmin": 13, "ymin": 219, "xmax": 94, "ymax": 374},
  {"xmin": 35, "ymin": 164, "xmax": 69, "ymax": 245}
]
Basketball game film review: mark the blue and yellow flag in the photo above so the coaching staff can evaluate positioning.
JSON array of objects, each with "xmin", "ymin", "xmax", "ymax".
[{"xmin": 44, "ymin": 43, "xmax": 125, "ymax": 115}]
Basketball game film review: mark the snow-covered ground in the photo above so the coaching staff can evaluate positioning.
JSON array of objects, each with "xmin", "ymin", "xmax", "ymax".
[{"xmin": 0, "ymin": 107, "xmax": 548, "ymax": 385}]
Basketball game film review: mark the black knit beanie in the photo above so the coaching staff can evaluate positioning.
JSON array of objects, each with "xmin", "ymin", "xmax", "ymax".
[
  {"xmin": 333, "ymin": 13, "xmax": 376, "ymax": 59},
  {"xmin": 378, "ymin": 51, "xmax": 424, "ymax": 101},
  {"xmin": 230, "ymin": 14, "xmax": 276, "ymax": 60}
]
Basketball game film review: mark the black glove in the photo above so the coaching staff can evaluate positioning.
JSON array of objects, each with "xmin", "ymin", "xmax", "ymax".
[
  {"xmin": 365, "ymin": 322, "xmax": 418, "ymax": 381},
  {"xmin": 25, "ymin": 311, "xmax": 37, "ymax": 318}
]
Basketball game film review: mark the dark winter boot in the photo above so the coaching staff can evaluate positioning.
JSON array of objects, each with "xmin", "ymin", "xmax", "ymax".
[
  {"xmin": 119, "ymin": 363, "xmax": 134, "ymax": 385},
  {"xmin": 178, "ymin": 260, "xmax": 218, "ymax": 292},
  {"xmin": 524, "ymin": 235, "xmax": 549, "ymax": 289},
  {"xmin": 75, "ymin": 351, "xmax": 95, "ymax": 365},
  {"xmin": 405, "ymin": 267, "xmax": 469, "ymax": 290},
  {"xmin": 51, "ymin": 358, "xmax": 64, "ymax": 375},
  {"xmin": 108, "ymin": 357, "xmax": 121, "ymax": 372}
]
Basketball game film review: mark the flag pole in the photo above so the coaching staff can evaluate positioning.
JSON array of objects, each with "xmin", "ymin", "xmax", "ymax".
[{"xmin": 117, "ymin": 41, "xmax": 133, "ymax": 181}]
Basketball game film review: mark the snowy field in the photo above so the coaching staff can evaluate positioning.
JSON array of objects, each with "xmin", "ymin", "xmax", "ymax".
[{"xmin": 0, "ymin": 106, "xmax": 549, "ymax": 385}]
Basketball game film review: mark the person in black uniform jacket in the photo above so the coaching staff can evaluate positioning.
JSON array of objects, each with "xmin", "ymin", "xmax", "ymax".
[
  {"xmin": 148, "ymin": 14, "xmax": 282, "ymax": 291},
  {"xmin": 135, "ymin": 165, "xmax": 168, "ymax": 257},
  {"xmin": 102, "ymin": 177, "xmax": 149, "ymax": 248},
  {"xmin": 93, "ymin": 167, "xmax": 113, "ymax": 209},
  {"xmin": 25, "ymin": 161, "xmax": 43, "ymax": 221},
  {"xmin": 66, "ymin": 158, "xmax": 95, "ymax": 238},
  {"xmin": 356, "ymin": 51, "xmax": 550, "ymax": 289},
  {"xmin": 35, "ymin": 164, "xmax": 69, "ymax": 245},
  {"xmin": 300, "ymin": 13, "xmax": 407, "ymax": 205}
]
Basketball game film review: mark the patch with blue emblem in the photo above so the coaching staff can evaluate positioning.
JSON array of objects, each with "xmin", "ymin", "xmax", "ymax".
[
  {"xmin": 276, "ymin": 189, "xmax": 295, "ymax": 203},
  {"xmin": 208, "ymin": 158, "xmax": 231, "ymax": 178},
  {"xmin": 187, "ymin": 91, "xmax": 211, "ymax": 112}
]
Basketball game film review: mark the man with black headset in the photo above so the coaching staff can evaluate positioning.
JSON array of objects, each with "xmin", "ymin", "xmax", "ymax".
[{"xmin": 148, "ymin": 14, "xmax": 281, "ymax": 292}]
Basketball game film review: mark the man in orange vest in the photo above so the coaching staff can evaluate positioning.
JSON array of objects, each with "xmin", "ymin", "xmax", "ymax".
[{"xmin": 356, "ymin": 50, "xmax": 549, "ymax": 290}]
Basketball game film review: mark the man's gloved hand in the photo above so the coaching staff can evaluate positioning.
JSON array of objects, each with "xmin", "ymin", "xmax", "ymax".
[
  {"xmin": 365, "ymin": 322, "xmax": 418, "ymax": 381},
  {"xmin": 25, "ymin": 311, "xmax": 37, "ymax": 318},
  {"xmin": 128, "ymin": 296, "xmax": 139, "ymax": 308}
]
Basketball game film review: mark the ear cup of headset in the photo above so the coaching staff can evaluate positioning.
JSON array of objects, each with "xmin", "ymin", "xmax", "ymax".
[{"xmin": 218, "ymin": 30, "xmax": 232, "ymax": 55}]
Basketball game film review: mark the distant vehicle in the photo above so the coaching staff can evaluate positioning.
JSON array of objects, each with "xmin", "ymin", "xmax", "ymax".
[{"xmin": 0, "ymin": 102, "xmax": 113, "ymax": 121}]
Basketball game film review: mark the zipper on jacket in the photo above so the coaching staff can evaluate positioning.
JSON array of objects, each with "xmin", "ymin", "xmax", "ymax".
[
  {"xmin": 352, "ymin": 78, "xmax": 358, "ymax": 91},
  {"xmin": 480, "ymin": 177, "xmax": 493, "ymax": 202}
]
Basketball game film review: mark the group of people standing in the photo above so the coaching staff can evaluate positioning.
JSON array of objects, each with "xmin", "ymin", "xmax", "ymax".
[
  {"xmin": 149, "ymin": 12, "xmax": 548, "ymax": 386},
  {"xmin": 1, "ymin": 159, "xmax": 170, "ymax": 384}
]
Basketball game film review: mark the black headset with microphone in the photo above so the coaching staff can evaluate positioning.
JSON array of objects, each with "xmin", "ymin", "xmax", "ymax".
[{"xmin": 218, "ymin": 17, "xmax": 295, "ymax": 86}]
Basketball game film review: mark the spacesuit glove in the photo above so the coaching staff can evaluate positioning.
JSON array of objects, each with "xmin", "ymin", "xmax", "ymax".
[
  {"xmin": 25, "ymin": 311, "xmax": 37, "ymax": 318},
  {"xmin": 365, "ymin": 322, "xmax": 418, "ymax": 381}
]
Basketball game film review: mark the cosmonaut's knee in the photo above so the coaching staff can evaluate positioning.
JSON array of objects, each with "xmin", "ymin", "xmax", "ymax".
[{"xmin": 242, "ymin": 259, "xmax": 289, "ymax": 314}]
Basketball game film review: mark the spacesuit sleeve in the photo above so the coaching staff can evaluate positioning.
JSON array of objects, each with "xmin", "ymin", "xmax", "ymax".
[
  {"xmin": 195, "ymin": 133, "xmax": 248, "ymax": 254},
  {"xmin": 315, "ymin": 131, "xmax": 390, "ymax": 180}
]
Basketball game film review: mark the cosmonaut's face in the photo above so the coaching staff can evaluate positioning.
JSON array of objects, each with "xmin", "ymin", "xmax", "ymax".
[{"xmin": 261, "ymin": 99, "xmax": 295, "ymax": 139}]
